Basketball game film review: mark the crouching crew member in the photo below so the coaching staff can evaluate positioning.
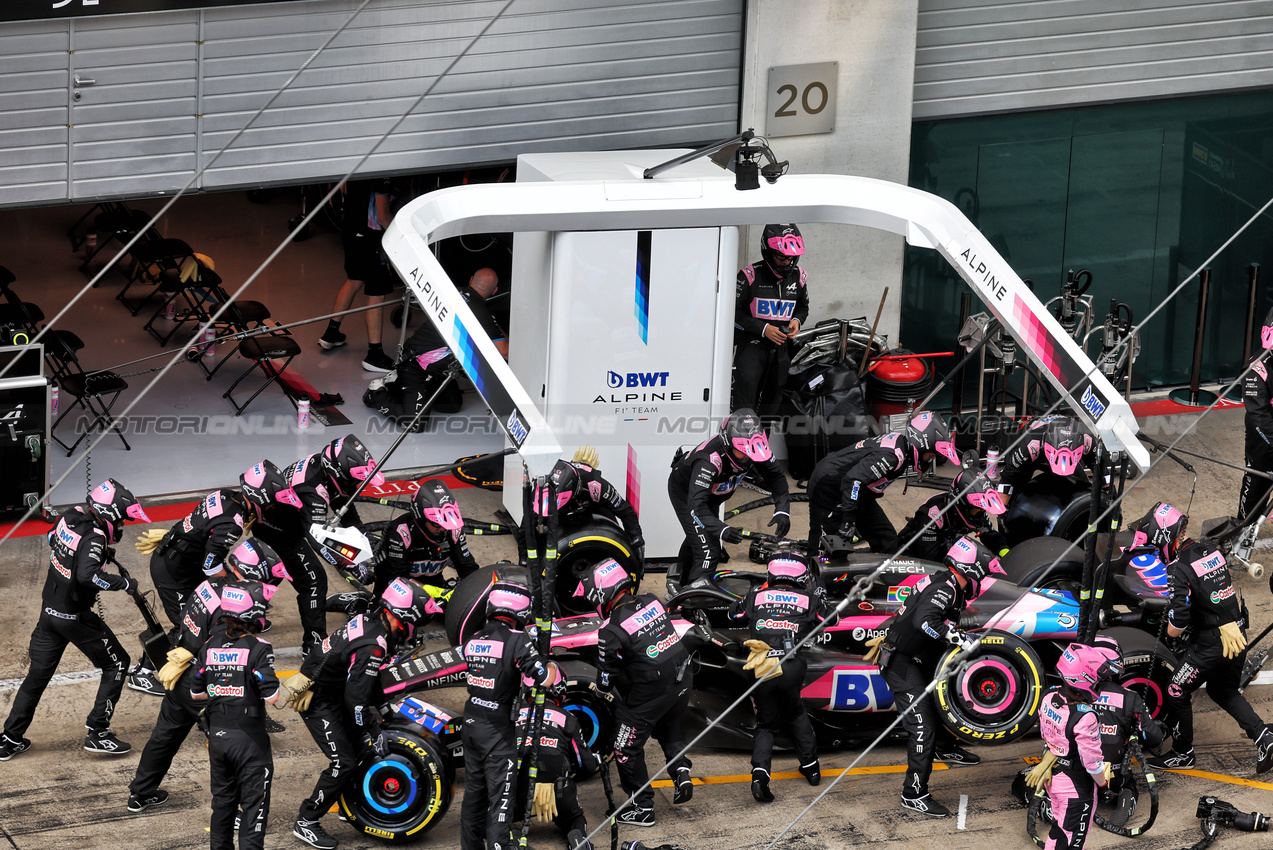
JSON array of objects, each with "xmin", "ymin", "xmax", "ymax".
[
  {"xmin": 729, "ymin": 552, "xmax": 836, "ymax": 802},
  {"xmin": 876, "ymin": 536, "xmax": 990, "ymax": 817},
  {"xmin": 1087, "ymin": 634, "xmax": 1164, "ymax": 826},
  {"xmin": 514, "ymin": 665, "xmax": 599, "ymax": 850},
  {"xmin": 460, "ymin": 582, "xmax": 557, "ymax": 850},
  {"xmin": 1130, "ymin": 503, "xmax": 1273, "ymax": 773},
  {"xmin": 533, "ymin": 456, "xmax": 645, "ymax": 563},
  {"xmin": 372, "ymin": 479, "xmax": 478, "ymax": 595},
  {"xmin": 579, "ymin": 559, "xmax": 694, "ymax": 827},
  {"xmin": 0, "ymin": 479, "xmax": 151, "ymax": 761},
  {"xmin": 895, "ymin": 469, "xmax": 1007, "ymax": 562},
  {"xmin": 191, "ymin": 582, "xmax": 280, "ymax": 850},
  {"xmin": 284, "ymin": 578, "xmax": 429, "ymax": 850}
]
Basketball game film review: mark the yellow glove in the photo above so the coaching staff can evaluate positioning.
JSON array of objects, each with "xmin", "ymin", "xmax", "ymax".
[
  {"xmin": 863, "ymin": 635, "xmax": 886, "ymax": 666},
  {"xmin": 135, "ymin": 529, "xmax": 168, "ymax": 554},
  {"xmin": 1100, "ymin": 762, "xmax": 1114, "ymax": 786},
  {"xmin": 531, "ymin": 782, "xmax": 558, "ymax": 823},
  {"xmin": 572, "ymin": 445, "xmax": 600, "ymax": 470},
  {"xmin": 743, "ymin": 639, "xmax": 782, "ymax": 680},
  {"xmin": 1024, "ymin": 750, "xmax": 1058, "ymax": 790},
  {"xmin": 156, "ymin": 647, "xmax": 196, "ymax": 691},
  {"xmin": 1220, "ymin": 622, "xmax": 1248, "ymax": 659},
  {"xmin": 283, "ymin": 673, "xmax": 315, "ymax": 712}
]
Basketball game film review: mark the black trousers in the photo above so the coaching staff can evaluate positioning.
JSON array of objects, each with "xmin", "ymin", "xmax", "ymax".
[
  {"xmin": 733, "ymin": 337, "xmax": 790, "ymax": 418},
  {"xmin": 512, "ymin": 774, "xmax": 587, "ymax": 846},
  {"xmin": 808, "ymin": 493, "xmax": 899, "ymax": 555},
  {"xmin": 668, "ymin": 485, "xmax": 723, "ymax": 587},
  {"xmin": 363, "ymin": 360, "xmax": 463, "ymax": 430},
  {"xmin": 751, "ymin": 655, "xmax": 816, "ymax": 772},
  {"xmin": 298, "ymin": 698, "xmax": 360, "ymax": 822},
  {"xmin": 209, "ymin": 720, "xmax": 273, "ymax": 850},
  {"xmin": 149, "ymin": 548, "xmax": 201, "ymax": 630},
  {"xmin": 253, "ymin": 527, "xmax": 328, "ymax": 655},
  {"xmin": 882, "ymin": 655, "xmax": 954, "ymax": 798},
  {"xmin": 3, "ymin": 609, "xmax": 129, "ymax": 738},
  {"xmin": 129, "ymin": 685, "xmax": 201, "ymax": 796},
  {"xmin": 1239, "ymin": 445, "xmax": 1273, "ymax": 521},
  {"xmin": 1164, "ymin": 631, "xmax": 1266, "ymax": 753},
  {"xmin": 461, "ymin": 715, "xmax": 518, "ymax": 850},
  {"xmin": 613, "ymin": 675, "xmax": 693, "ymax": 810}
]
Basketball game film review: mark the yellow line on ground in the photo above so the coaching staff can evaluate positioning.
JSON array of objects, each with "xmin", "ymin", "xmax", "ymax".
[
  {"xmin": 1022, "ymin": 755, "xmax": 1273, "ymax": 791},
  {"xmin": 651, "ymin": 762, "xmax": 948, "ymax": 788}
]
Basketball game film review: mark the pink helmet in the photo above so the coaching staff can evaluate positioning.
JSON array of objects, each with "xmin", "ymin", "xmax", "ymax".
[
  {"xmin": 1130, "ymin": 501, "xmax": 1188, "ymax": 562},
  {"xmin": 225, "ymin": 537, "xmax": 292, "ymax": 585},
  {"xmin": 1040, "ymin": 417, "xmax": 1093, "ymax": 477},
  {"xmin": 411, "ymin": 479, "xmax": 464, "ymax": 531},
  {"xmin": 532, "ymin": 460, "xmax": 580, "ymax": 518},
  {"xmin": 321, "ymin": 434, "xmax": 385, "ymax": 495},
  {"xmin": 1057, "ymin": 643, "xmax": 1104, "ymax": 697},
  {"xmin": 721, "ymin": 409, "xmax": 772, "ymax": 463},
  {"xmin": 766, "ymin": 551, "xmax": 813, "ymax": 588},
  {"xmin": 87, "ymin": 479, "xmax": 151, "ymax": 543},
  {"xmin": 219, "ymin": 580, "xmax": 275, "ymax": 629},
  {"xmin": 574, "ymin": 558, "xmax": 635, "ymax": 613},
  {"xmin": 486, "ymin": 580, "xmax": 533, "ymax": 627},
  {"xmin": 240, "ymin": 460, "xmax": 303, "ymax": 510},
  {"xmin": 944, "ymin": 535, "xmax": 998, "ymax": 594},
  {"xmin": 950, "ymin": 469, "xmax": 1007, "ymax": 528},
  {"xmin": 905, "ymin": 412, "xmax": 961, "ymax": 467}
]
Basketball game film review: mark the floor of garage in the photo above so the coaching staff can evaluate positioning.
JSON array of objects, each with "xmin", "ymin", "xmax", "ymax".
[{"xmin": 0, "ymin": 189, "xmax": 503, "ymax": 505}]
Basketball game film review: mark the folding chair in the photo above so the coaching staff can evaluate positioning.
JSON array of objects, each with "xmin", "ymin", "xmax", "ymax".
[
  {"xmin": 0, "ymin": 267, "xmax": 83, "ymax": 384},
  {"xmin": 222, "ymin": 325, "xmax": 302, "ymax": 416},
  {"xmin": 142, "ymin": 256, "xmax": 224, "ymax": 346},
  {"xmin": 117, "ymin": 238, "xmax": 197, "ymax": 315},
  {"xmin": 193, "ymin": 298, "xmax": 273, "ymax": 380},
  {"xmin": 81, "ymin": 207, "xmax": 159, "ymax": 279},
  {"xmin": 67, "ymin": 200, "xmax": 129, "ymax": 253},
  {"xmin": 48, "ymin": 335, "xmax": 131, "ymax": 454}
]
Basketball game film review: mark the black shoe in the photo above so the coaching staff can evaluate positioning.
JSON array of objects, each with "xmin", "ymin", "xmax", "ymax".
[
  {"xmin": 84, "ymin": 729, "xmax": 131, "ymax": 755},
  {"xmin": 127, "ymin": 789, "xmax": 169, "ymax": 813},
  {"xmin": 901, "ymin": 793, "xmax": 951, "ymax": 818},
  {"xmin": 1257, "ymin": 727, "xmax": 1273, "ymax": 775},
  {"xmin": 325, "ymin": 592, "xmax": 373, "ymax": 615},
  {"xmin": 362, "ymin": 349, "xmax": 394, "ymax": 373},
  {"xmin": 293, "ymin": 819, "xmax": 338, "ymax": 849},
  {"xmin": 567, "ymin": 829, "xmax": 592, "ymax": 850},
  {"xmin": 128, "ymin": 667, "xmax": 165, "ymax": 696},
  {"xmin": 935, "ymin": 743, "xmax": 981, "ymax": 766},
  {"xmin": 318, "ymin": 328, "xmax": 346, "ymax": 351},
  {"xmin": 613, "ymin": 807, "xmax": 654, "ymax": 828},
  {"xmin": 1146, "ymin": 749, "xmax": 1195, "ymax": 770},
  {"xmin": 265, "ymin": 716, "xmax": 286, "ymax": 734},
  {"xmin": 673, "ymin": 762, "xmax": 694, "ymax": 804},
  {"xmin": 799, "ymin": 759, "xmax": 821, "ymax": 786},
  {"xmin": 0, "ymin": 735, "xmax": 31, "ymax": 761},
  {"xmin": 751, "ymin": 768, "xmax": 774, "ymax": 803}
]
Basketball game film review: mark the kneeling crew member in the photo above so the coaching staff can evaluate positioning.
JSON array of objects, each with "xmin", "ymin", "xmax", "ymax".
[
  {"xmin": 895, "ymin": 469, "xmax": 1006, "ymax": 562},
  {"xmin": 729, "ymin": 552, "xmax": 836, "ymax": 802},
  {"xmin": 372, "ymin": 479, "xmax": 478, "ymax": 595},
  {"xmin": 534, "ymin": 456, "xmax": 644, "ymax": 563},
  {"xmin": 877, "ymin": 535, "xmax": 990, "ymax": 817}
]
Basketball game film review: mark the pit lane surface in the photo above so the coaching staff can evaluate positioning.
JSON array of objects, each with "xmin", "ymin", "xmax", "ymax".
[{"xmin": 1, "ymin": 410, "xmax": 1271, "ymax": 850}]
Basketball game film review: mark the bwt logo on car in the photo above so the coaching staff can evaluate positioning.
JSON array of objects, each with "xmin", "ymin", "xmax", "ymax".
[
  {"xmin": 607, "ymin": 370, "xmax": 670, "ymax": 388},
  {"xmin": 1080, "ymin": 385, "xmax": 1107, "ymax": 420}
]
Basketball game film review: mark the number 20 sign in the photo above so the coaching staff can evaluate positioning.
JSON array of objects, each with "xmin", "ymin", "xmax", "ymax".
[{"xmin": 766, "ymin": 62, "xmax": 838, "ymax": 138}]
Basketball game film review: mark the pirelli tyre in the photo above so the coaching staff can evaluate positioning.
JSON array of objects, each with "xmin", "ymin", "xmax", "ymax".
[
  {"xmin": 339, "ymin": 726, "xmax": 452, "ymax": 843},
  {"xmin": 557, "ymin": 660, "xmax": 615, "ymax": 753},
  {"xmin": 935, "ymin": 630, "xmax": 1045, "ymax": 745},
  {"xmin": 556, "ymin": 518, "xmax": 641, "ymax": 616},
  {"xmin": 444, "ymin": 562, "xmax": 526, "ymax": 647},
  {"xmin": 1101, "ymin": 625, "xmax": 1177, "ymax": 720}
]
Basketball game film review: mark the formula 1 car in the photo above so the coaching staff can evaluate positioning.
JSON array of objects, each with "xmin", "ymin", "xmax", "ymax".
[{"xmin": 343, "ymin": 539, "xmax": 1179, "ymax": 843}]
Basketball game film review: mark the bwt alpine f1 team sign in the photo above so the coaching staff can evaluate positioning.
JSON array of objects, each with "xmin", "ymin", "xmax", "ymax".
[{"xmin": 5, "ymin": 0, "xmax": 318, "ymax": 22}]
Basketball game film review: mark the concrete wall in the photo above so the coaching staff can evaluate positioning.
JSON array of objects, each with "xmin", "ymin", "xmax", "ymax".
[{"xmin": 739, "ymin": 0, "xmax": 918, "ymax": 348}]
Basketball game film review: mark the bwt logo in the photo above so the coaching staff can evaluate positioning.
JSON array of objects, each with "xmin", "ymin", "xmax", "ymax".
[
  {"xmin": 607, "ymin": 371, "xmax": 670, "ymax": 388},
  {"xmin": 1080, "ymin": 386, "xmax": 1107, "ymax": 420},
  {"xmin": 506, "ymin": 410, "xmax": 528, "ymax": 446}
]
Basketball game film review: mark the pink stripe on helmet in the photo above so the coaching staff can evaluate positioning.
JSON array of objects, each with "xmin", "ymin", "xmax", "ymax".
[
  {"xmin": 967, "ymin": 490, "xmax": 1007, "ymax": 515},
  {"xmin": 1154, "ymin": 504, "xmax": 1184, "ymax": 530},
  {"xmin": 383, "ymin": 578, "xmax": 414, "ymax": 608},
  {"xmin": 276, "ymin": 487, "xmax": 303, "ymax": 509},
  {"xmin": 351, "ymin": 461, "xmax": 386, "ymax": 487},
  {"xmin": 424, "ymin": 503, "xmax": 464, "ymax": 531},
  {"xmin": 731, "ymin": 433, "xmax": 772, "ymax": 463},
  {"xmin": 261, "ymin": 583, "xmax": 278, "ymax": 602},
  {"xmin": 593, "ymin": 558, "xmax": 629, "ymax": 590},
  {"xmin": 1264, "ymin": 324, "xmax": 1273, "ymax": 350},
  {"xmin": 242, "ymin": 464, "xmax": 267, "ymax": 488},
  {"xmin": 127, "ymin": 503, "xmax": 153, "ymax": 523},
  {"xmin": 220, "ymin": 586, "xmax": 253, "ymax": 615},
  {"xmin": 90, "ymin": 481, "xmax": 116, "ymax": 506},
  {"xmin": 768, "ymin": 558, "xmax": 808, "ymax": 579},
  {"xmin": 488, "ymin": 588, "xmax": 530, "ymax": 613},
  {"xmin": 946, "ymin": 536, "xmax": 978, "ymax": 565}
]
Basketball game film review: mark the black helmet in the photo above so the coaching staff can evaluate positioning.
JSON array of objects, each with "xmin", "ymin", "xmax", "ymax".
[
  {"xmin": 1040, "ymin": 416, "xmax": 1093, "ymax": 477},
  {"xmin": 320, "ymin": 434, "xmax": 385, "ymax": 496},
  {"xmin": 1130, "ymin": 501, "xmax": 1188, "ymax": 563},
  {"xmin": 532, "ymin": 460, "xmax": 580, "ymax": 518},
  {"xmin": 766, "ymin": 551, "xmax": 813, "ymax": 589},
  {"xmin": 219, "ymin": 580, "xmax": 275, "ymax": 630},
  {"xmin": 721, "ymin": 408, "xmax": 772, "ymax": 463},
  {"xmin": 761, "ymin": 223, "xmax": 804, "ymax": 276},
  {"xmin": 225, "ymin": 537, "xmax": 291, "ymax": 585},
  {"xmin": 944, "ymin": 535, "xmax": 998, "ymax": 595},
  {"xmin": 86, "ymin": 479, "xmax": 152, "ymax": 544},
  {"xmin": 904, "ymin": 412, "xmax": 961, "ymax": 467},
  {"xmin": 411, "ymin": 479, "xmax": 464, "ymax": 530},
  {"xmin": 950, "ymin": 468, "xmax": 1007, "ymax": 529},
  {"xmin": 239, "ymin": 460, "xmax": 301, "ymax": 510},
  {"xmin": 486, "ymin": 580, "xmax": 533, "ymax": 627},
  {"xmin": 573, "ymin": 558, "xmax": 634, "ymax": 614},
  {"xmin": 380, "ymin": 577, "xmax": 434, "ymax": 639}
]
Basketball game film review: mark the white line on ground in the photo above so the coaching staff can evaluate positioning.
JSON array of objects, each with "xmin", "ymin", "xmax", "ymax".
[
  {"xmin": 1252, "ymin": 671, "xmax": 1273, "ymax": 686},
  {"xmin": 957, "ymin": 794, "xmax": 968, "ymax": 830}
]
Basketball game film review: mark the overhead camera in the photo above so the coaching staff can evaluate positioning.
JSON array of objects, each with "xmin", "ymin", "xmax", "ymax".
[{"xmin": 642, "ymin": 128, "xmax": 789, "ymax": 191}]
